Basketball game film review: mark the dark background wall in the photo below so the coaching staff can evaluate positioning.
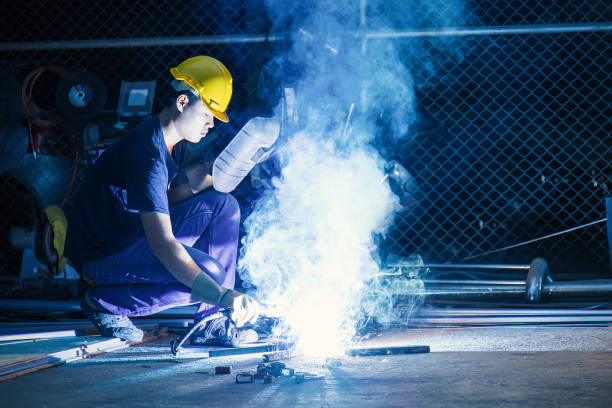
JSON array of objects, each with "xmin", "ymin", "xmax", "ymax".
[{"xmin": 0, "ymin": 0, "xmax": 610, "ymax": 279}]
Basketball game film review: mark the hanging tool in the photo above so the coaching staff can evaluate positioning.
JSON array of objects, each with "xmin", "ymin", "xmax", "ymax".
[{"xmin": 21, "ymin": 66, "xmax": 68, "ymax": 158}]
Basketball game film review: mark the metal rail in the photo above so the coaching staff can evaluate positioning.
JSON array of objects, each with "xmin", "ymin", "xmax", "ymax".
[
  {"xmin": 405, "ymin": 316, "xmax": 612, "ymax": 325},
  {"xmin": 1, "ymin": 23, "xmax": 610, "ymax": 51},
  {"xmin": 394, "ymin": 279, "xmax": 612, "ymax": 300},
  {"xmin": 387, "ymin": 263, "xmax": 530, "ymax": 270},
  {"xmin": 423, "ymin": 280, "xmax": 525, "ymax": 285},
  {"xmin": 365, "ymin": 22, "xmax": 612, "ymax": 39},
  {"xmin": 0, "ymin": 34, "xmax": 284, "ymax": 51},
  {"xmin": 417, "ymin": 308, "xmax": 612, "ymax": 316}
]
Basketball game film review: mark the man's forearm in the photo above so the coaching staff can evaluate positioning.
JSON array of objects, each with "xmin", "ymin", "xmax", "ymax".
[
  {"xmin": 150, "ymin": 238, "xmax": 226, "ymax": 304},
  {"xmin": 168, "ymin": 162, "xmax": 213, "ymax": 205}
]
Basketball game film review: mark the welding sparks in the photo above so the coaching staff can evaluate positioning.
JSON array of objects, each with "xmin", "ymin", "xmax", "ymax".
[{"xmin": 240, "ymin": 131, "xmax": 399, "ymax": 355}]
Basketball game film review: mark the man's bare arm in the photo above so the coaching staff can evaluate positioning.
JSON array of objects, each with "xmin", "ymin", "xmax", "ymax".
[
  {"xmin": 139, "ymin": 211, "xmax": 259, "ymax": 325},
  {"xmin": 167, "ymin": 162, "xmax": 213, "ymax": 205},
  {"xmin": 139, "ymin": 211, "xmax": 225, "ymax": 299}
]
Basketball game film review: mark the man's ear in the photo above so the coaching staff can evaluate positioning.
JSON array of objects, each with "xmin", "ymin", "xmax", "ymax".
[{"xmin": 176, "ymin": 94, "xmax": 190, "ymax": 113}]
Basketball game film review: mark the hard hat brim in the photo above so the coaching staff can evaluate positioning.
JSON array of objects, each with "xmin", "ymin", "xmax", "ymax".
[{"xmin": 207, "ymin": 104, "xmax": 229, "ymax": 123}]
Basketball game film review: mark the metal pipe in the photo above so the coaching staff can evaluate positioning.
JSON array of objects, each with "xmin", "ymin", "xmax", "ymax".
[
  {"xmin": 387, "ymin": 263, "xmax": 530, "ymax": 270},
  {"xmin": 405, "ymin": 316, "xmax": 612, "ymax": 325},
  {"xmin": 2, "ymin": 22, "xmax": 610, "ymax": 52},
  {"xmin": 416, "ymin": 308, "xmax": 612, "ymax": 316},
  {"xmin": 0, "ymin": 34, "xmax": 284, "ymax": 51},
  {"xmin": 545, "ymin": 281, "xmax": 612, "ymax": 296},
  {"xmin": 417, "ymin": 288, "xmax": 525, "ymax": 295},
  {"xmin": 396, "ymin": 279, "xmax": 612, "ymax": 300},
  {"xmin": 365, "ymin": 22, "xmax": 612, "ymax": 39},
  {"xmin": 423, "ymin": 280, "xmax": 525, "ymax": 285}
]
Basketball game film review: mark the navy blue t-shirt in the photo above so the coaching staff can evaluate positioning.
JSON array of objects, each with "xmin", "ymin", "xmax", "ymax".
[{"xmin": 65, "ymin": 115, "xmax": 185, "ymax": 269}]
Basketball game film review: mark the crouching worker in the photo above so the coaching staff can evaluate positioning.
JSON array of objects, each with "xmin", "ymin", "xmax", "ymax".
[{"xmin": 64, "ymin": 56, "xmax": 259, "ymax": 346}]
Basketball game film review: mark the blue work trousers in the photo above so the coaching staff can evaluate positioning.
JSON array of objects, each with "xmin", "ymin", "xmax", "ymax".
[{"xmin": 81, "ymin": 190, "xmax": 240, "ymax": 319}]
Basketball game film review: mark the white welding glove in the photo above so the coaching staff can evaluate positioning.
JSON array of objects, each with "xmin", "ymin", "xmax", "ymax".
[
  {"xmin": 219, "ymin": 289, "xmax": 260, "ymax": 327},
  {"xmin": 191, "ymin": 274, "xmax": 259, "ymax": 327}
]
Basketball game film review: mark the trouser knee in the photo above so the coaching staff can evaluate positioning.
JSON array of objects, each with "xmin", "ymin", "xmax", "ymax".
[
  {"xmin": 206, "ymin": 191, "xmax": 240, "ymax": 225},
  {"xmin": 188, "ymin": 246, "xmax": 228, "ymax": 285}
]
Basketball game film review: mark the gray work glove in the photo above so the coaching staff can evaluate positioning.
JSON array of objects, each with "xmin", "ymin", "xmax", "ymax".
[{"xmin": 219, "ymin": 289, "xmax": 260, "ymax": 327}]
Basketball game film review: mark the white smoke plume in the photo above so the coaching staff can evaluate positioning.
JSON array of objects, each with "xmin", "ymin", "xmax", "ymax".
[
  {"xmin": 240, "ymin": 128, "xmax": 399, "ymax": 354},
  {"xmin": 238, "ymin": 0, "xmax": 472, "ymax": 355}
]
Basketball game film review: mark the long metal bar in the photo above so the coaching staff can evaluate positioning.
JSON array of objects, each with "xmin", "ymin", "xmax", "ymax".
[
  {"xmin": 0, "ymin": 299, "xmax": 81, "ymax": 312},
  {"xmin": 405, "ymin": 316, "xmax": 612, "ymax": 325},
  {"xmin": 208, "ymin": 342, "xmax": 293, "ymax": 358},
  {"xmin": 0, "ymin": 328, "xmax": 167, "ymax": 382},
  {"xmin": 387, "ymin": 263, "xmax": 530, "ymax": 270},
  {"xmin": 417, "ymin": 308, "xmax": 612, "ymax": 316},
  {"xmin": 0, "ymin": 34, "xmax": 284, "ymax": 51},
  {"xmin": 394, "ymin": 279, "xmax": 612, "ymax": 298},
  {"xmin": 545, "ymin": 281, "xmax": 612, "ymax": 296},
  {"xmin": 347, "ymin": 345, "xmax": 430, "ymax": 356},
  {"xmin": 423, "ymin": 280, "xmax": 525, "ymax": 285},
  {"xmin": 0, "ymin": 330, "xmax": 78, "ymax": 342},
  {"xmin": 0, "ymin": 337, "xmax": 125, "ymax": 382},
  {"xmin": 464, "ymin": 218, "xmax": 607, "ymax": 261},
  {"xmin": 1, "ymin": 22, "xmax": 610, "ymax": 52},
  {"xmin": 366, "ymin": 22, "xmax": 612, "ymax": 39},
  {"xmin": 413, "ymin": 286, "xmax": 526, "ymax": 295}
]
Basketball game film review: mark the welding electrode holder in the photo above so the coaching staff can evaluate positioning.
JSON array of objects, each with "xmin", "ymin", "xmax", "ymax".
[{"xmin": 170, "ymin": 311, "xmax": 226, "ymax": 355}]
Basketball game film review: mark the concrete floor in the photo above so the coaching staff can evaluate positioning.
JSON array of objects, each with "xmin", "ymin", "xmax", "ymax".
[{"xmin": 1, "ymin": 326, "xmax": 611, "ymax": 407}]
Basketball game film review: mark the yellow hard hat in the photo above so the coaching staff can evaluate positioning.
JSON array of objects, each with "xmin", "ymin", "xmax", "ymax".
[{"xmin": 170, "ymin": 56, "xmax": 233, "ymax": 122}]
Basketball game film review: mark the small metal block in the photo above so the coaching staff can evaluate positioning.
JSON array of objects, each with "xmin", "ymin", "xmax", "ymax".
[
  {"xmin": 264, "ymin": 375, "xmax": 275, "ymax": 384},
  {"xmin": 235, "ymin": 373, "xmax": 254, "ymax": 383},
  {"xmin": 269, "ymin": 362, "xmax": 286, "ymax": 376},
  {"xmin": 346, "ymin": 345, "xmax": 430, "ymax": 357},
  {"xmin": 295, "ymin": 373, "xmax": 305, "ymax": 384},
  {"xmin": 215, "ymin": 366, "xmax": 232, "ymax": 375},
  {"xmin": 325, "ymin": 358, "xmax": 342, "ymax": 368}
]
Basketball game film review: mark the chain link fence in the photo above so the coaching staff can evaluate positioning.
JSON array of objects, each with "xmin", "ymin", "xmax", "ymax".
[{"xmin": 0, "ymin": 1, "xmax": 610, "ymax": 279}]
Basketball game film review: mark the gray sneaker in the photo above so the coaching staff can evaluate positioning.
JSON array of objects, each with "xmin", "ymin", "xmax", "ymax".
[
  {"xmin": 80, "ymin": 296, "xmax": 144, "ymax": 343},
  {"xmin": 190, "ymin": 316, "xmax": 258, "ymax": 347}
]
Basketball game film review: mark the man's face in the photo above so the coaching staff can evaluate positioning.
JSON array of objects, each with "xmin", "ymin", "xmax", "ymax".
[{"xmin": 175, "ymin": 94, "xmax": 215, "ymax": 143}]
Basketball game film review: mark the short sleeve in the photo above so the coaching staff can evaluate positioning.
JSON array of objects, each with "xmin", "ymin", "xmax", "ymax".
[{"xmin": 126, "ymin": 157, "xmax": 170, "ymax": 214}]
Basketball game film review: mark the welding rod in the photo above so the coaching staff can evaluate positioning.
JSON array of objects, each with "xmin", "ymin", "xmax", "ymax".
[{"xmin": 341, "ymin": 102, "xmax": 355, "ymax": 142}]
